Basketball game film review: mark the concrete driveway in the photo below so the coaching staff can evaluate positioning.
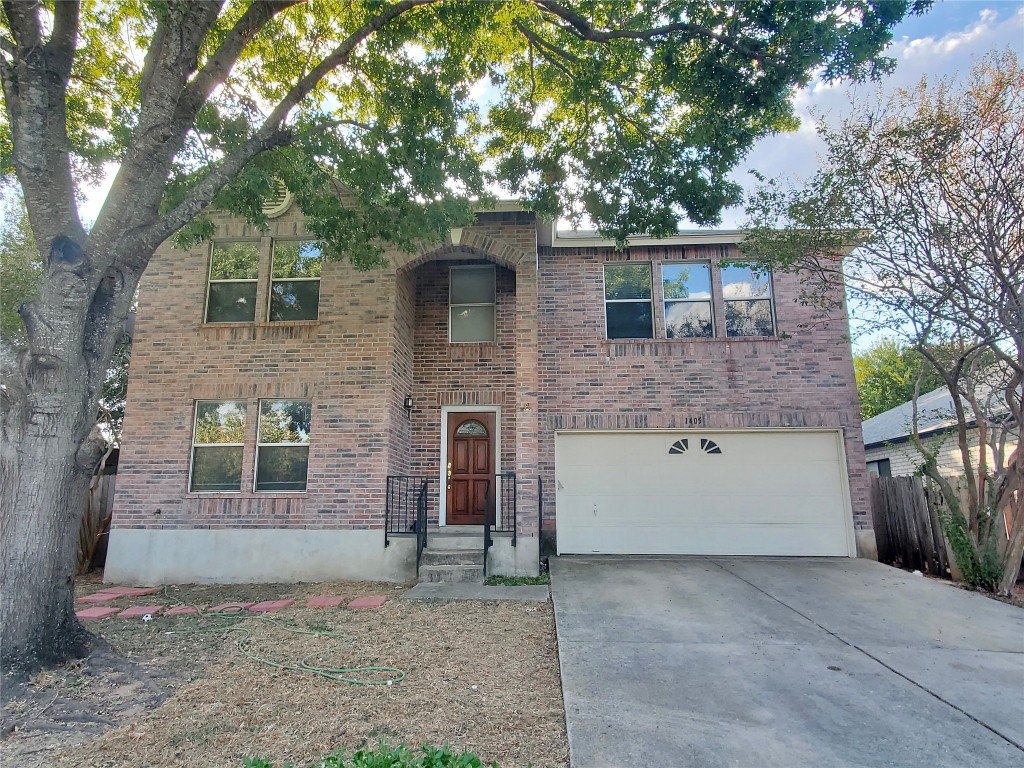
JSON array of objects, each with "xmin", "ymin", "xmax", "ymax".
[{"xmin": 550, "ymin": 556, "xmax": 1024, "ymax": 767}]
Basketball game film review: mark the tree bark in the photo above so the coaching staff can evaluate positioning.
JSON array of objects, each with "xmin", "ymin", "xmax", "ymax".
[
  {"xmin": 1, "ymin": 236, "xmax": 119, "ymax": 672},
  {"xmin": 1, "ymin": 423, "xmax": 95, "ymax": 671}
]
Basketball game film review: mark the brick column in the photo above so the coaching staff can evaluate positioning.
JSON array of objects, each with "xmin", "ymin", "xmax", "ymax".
[{"xmin": 515, "ymin": 256, "xmax": 540, "ymax": 537}]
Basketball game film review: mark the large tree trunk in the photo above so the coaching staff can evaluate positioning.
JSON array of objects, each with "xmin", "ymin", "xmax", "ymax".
[
  {"xmin": 1, "ymin": 427, "xmax": 95, "ymax": 671},
  {"xmin": 0, "ymin": 237, "xmax": 118, "ymax": 672}
]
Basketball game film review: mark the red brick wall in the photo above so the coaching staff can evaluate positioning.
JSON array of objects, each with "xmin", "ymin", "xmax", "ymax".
[
  {"xmin": 113, "ymin": 206, "xmax": 869, "ymax": 542},
  {"xmin": 536, "ymin": 243, "xmax": 871, "ymax": 532},
  {"xmin": 113, "ymin": 207, "xmax": 396, "ymax": 532},
  {"xmin": 112, "ymin": 209, "xmax": 537, "ymax": 533},
  {"xmin": 404, "ymin": 260, "xmax": 517, "ymax": 521}
]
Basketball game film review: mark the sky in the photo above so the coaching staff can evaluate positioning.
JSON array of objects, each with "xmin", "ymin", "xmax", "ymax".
[{"xmin": 716, "ymin": 0, "xmax": 1024, "ymax": 229}]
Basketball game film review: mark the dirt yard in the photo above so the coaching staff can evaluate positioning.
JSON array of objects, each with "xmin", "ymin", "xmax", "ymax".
[{"xmin": 1, "ymin": 575, "xmax": 569, "ymax": 768}]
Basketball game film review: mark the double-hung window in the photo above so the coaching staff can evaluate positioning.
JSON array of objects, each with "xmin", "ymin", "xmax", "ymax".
[
  {"xmin": 722, "ymin": 264, "xmax": 775, "ymax": 337},
  {"xmin": 206, "ymin": 243, "xmax": 260, "ymax": 322},
  {"xmin": 662, "ymin": 263, "xmax": 713, "ymax": 338},
  {"xmin": 269, "ymin": 241, "xmax": 322, "ymax": 321},
  {"xmin": 604, "ymin": 263, "xmax": 653, "ymax": 339},
  {"xmin": 449, "ymin": 265, "xmax": 496, "ymax": 343},
  {"xmin": 190, "ymin": 401, "xmax": 247, "ymax": 492},
  {"xmin": 255, "ymin": 400, "xmax": 312, "ymax": 492}
]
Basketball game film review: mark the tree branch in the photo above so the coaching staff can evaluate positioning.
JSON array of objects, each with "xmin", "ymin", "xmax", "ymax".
[
  {"xmin": 139, "ymin": 0, "xmax": 439, "ymax": 250},
  {"xmin": 178, "ymin": 0, "xmax": 300, "ymax": 119},
  {"xmin": 136, "ymin": 127, "xmax": 293, "ymax": 250},
  {"xmin": 48, "ymin": 0, "xmax": 80, "ymax": 64},
  {"xmin": 1, "ymin": 1, "xmax": 42, "ymax": 49},
  {"xmin": 0, "ymin": 34, "xmax": 15, "ymax": 58},
  {"xmin": 532, "ymin": 0, "xmax": 773, "ymax": 63},
  {"xmin": 514, "ymin": 21, "xmax": 581, "ymax": 66},
  {"xmin": 263, "ymin": 0, "xmax": 439, "ymax": 128},
  {"xmin": 136, "ymin": 10, "xmax": 169, "ymax": 101}
]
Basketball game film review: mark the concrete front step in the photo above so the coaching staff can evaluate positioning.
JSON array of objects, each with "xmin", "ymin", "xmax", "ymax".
[
  {"xmin": 421, "ymin": 549, "xmax": 485, "ymax": 567},
  {"xmin": 423, "ymin": 532, "xmax": 484, "ymax": 551},
  {"xmin": 418, "ymin": 564, "xmax": 485, "ymax": 584}
]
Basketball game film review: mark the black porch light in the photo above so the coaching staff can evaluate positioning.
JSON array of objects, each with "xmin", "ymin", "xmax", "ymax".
[{"xmin": 403, "ymin": 395, "xmax": 413, "ymax": 414}]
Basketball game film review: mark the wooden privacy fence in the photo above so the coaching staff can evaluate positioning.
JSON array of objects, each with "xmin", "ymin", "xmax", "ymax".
[
  {"xmin": 78, "ymin": 448, "xmax": 118, "ymax": 573},
  {"xmin": 870, "ymin": 475, "xmax": 951, "ymax": 578}
]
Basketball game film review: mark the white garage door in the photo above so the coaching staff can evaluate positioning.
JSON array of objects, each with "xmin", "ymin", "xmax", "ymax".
[{"xmin": 555, "ymin": 430, "xmax": 854, "ymax": 556}]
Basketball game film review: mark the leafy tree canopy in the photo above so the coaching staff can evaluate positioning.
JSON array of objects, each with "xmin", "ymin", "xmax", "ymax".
[
  {"xmin": 1, "ymin": 0, "xmax": 931, "ymax": 264},
  {"xmin": 854, "ymin": 339, "xmax": 945, "ymax": 420}
]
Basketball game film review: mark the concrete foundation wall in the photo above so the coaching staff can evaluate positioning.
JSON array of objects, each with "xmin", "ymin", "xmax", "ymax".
[
  {"xmin": 488, "ymin": 536, "xmax": 541, "ymax": 577},
  {"xmin": 104, "ymin": 529, "xmax": 416, "ymax": 585}
]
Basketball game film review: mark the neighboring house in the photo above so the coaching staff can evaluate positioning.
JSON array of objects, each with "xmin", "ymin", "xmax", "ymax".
[
  {"xmin": 862, "ymin": 385, "xmax": 1012, "ymax": 478},
  {"xmin": 105, "ymin": 196, "xmax": 872, "ymax": 585}
]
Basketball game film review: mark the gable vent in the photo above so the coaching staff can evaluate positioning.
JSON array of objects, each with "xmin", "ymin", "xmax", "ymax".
[
  {"xmin": 262, "ymin": 179, "xmax": 293, "ymax": 219},
  {"xmin": 668, "ymin": 439, "xmax": 689, "ymax": 454},
  {"xmin": 700, "ymin": 438, "xmax": 722, "ymax": 454}
]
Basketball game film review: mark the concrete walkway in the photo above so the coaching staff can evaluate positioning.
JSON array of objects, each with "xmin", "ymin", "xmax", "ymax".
[
  {"xmin": 550, "ymin": 556, "xmax": 1024, "ymax": 768},
  {"xmin": 401, "ymin": 583, "xmax": 550, "ymax": 602}
]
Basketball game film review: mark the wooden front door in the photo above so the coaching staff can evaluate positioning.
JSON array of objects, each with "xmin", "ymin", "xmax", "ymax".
[{"xmin": 446, "ymin": 412, "xmax": 495, "ymax": 525}]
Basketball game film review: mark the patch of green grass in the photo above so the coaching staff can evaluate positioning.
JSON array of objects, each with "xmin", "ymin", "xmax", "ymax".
[
  {"xmin": 484, "ymin": 574, "xmax": 550, "ymax": 587},
  {"xmin": 244, "ymin": 743, "xmax": 498, "ymax": 767}
]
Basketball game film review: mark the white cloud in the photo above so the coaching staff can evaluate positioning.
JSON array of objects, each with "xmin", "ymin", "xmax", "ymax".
[{"xmin": 714, "ymin": 5, "xmax": 1024, "ymax": 229}]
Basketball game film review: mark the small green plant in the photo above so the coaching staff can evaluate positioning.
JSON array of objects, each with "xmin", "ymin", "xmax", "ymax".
[
  {"xmin": 484, "ymin": 574, "xmax": 550, "ymax": 586},
  {"xmin": 244, "ymin": 744, "xmax": 498, "ymax": 768}
]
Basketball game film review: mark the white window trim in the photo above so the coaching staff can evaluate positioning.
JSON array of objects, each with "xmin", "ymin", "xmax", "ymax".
[
  {"xmin": 661, "ymin": 261, "xmax": 715, "ymax": 338},
  {"xmin": 253, "ymin": 399, "xmax": 312, "ymax": 494},
  {"xmin": 603, "ymin": 262, "xmax": 654, "ymax": 340},
  {"xmin": 438, "ymin": 405, "xmax": 501, "ymax": 527},
  {"xmin": 204, "ymin": 241, "xmax": 261, "ymax": 324},
  {"xmin": 189, "ymin": 400, "xmax": 246, "ymax": 494},
  {"xmin": 266, "ymin": 241, "xmax": 323, "ymax": 322},
  {"xmin": 448, "ymin": 264, "xmax": 496, "ymax": 344}
]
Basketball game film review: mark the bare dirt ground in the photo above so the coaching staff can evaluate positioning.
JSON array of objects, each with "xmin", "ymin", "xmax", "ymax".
[{"xmin": 1, "ymin": 575, "xmax": 568, "ymax": 768}]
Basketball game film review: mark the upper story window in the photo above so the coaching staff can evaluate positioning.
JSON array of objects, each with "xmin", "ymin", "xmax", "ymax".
[
  {"xmin": 270, "ymin": 242, "xmax": 322, "ymax": 321},
  {"xmin": 190, "ymin": 400, "xmax": 247, "ymax": 492},
  {"xmin": 604, "ymin": 263, "xmax": 653, "ymax": 339},
  {"xmin": 722, "ymin": 264, "xmax": 775, "ymax": 337},
  {"xmin": 255, "ymin": 399, "xmax": 312, "ymax": 492},
  {"xmin": 662, "ymin": 263, "xmax": 713, "ymax": 338},
  {"xmin": 205, "ymin": 240, "xmax": 323, "ymax": 324},
  {"xmin": 450, "ymin": 265, "xmax": 495, "ymax": 343},
  {"xmin": 206, "ymin": 243, "xmax": 260, "ymax": 323}
]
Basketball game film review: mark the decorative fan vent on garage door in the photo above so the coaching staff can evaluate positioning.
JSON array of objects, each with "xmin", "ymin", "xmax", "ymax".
[{"xmin": 669, "ymin": 438, "xmax": 722, "ymax": 455}]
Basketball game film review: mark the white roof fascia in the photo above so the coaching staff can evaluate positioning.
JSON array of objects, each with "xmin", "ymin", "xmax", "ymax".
[{"xmin": 551, "ymin": 228, "xmax": 744, "ymax": 248}]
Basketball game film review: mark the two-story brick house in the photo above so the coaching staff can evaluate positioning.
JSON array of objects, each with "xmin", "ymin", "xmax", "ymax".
[{"xmin": 105, "ymin": 197, "xmax": 872, "ymax": 584}]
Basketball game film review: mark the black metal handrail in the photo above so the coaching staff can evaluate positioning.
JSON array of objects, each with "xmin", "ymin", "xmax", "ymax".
[
  {"xmin": 483, "ymin": 478, "xmax": 493, "ymax": 577},
  {"xmin": 385, "ymin": 475, "xmax": 435, "ymax": 546},
  {"xmin": 537, "ymin": 475, "xmax": 544, "ymax": 572},
  {"xmin": 491, "ymin": 472, "xmax": 517, "ymax": 539},
  {"xmin": 415, "ymin": 480, "xmax": 428, "ymax": 575}
]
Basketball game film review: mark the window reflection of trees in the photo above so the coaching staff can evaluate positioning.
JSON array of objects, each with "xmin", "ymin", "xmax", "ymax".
[
  {"xmin": 191, "ymin": 400, "xmax": 246, "ymax": 491},
  {"xmin": 256, "ymin": 400, "xmax": 312, "ymax": 491},
  {"xmin": 270, "ymin": 242, "xmax": 322, "ymax": 321}
]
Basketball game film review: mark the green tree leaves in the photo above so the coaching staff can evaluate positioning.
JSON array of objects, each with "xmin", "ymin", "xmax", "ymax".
[{"xmin": 853, "ymin": 339, "xmax": 944, "ymax": 420}]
